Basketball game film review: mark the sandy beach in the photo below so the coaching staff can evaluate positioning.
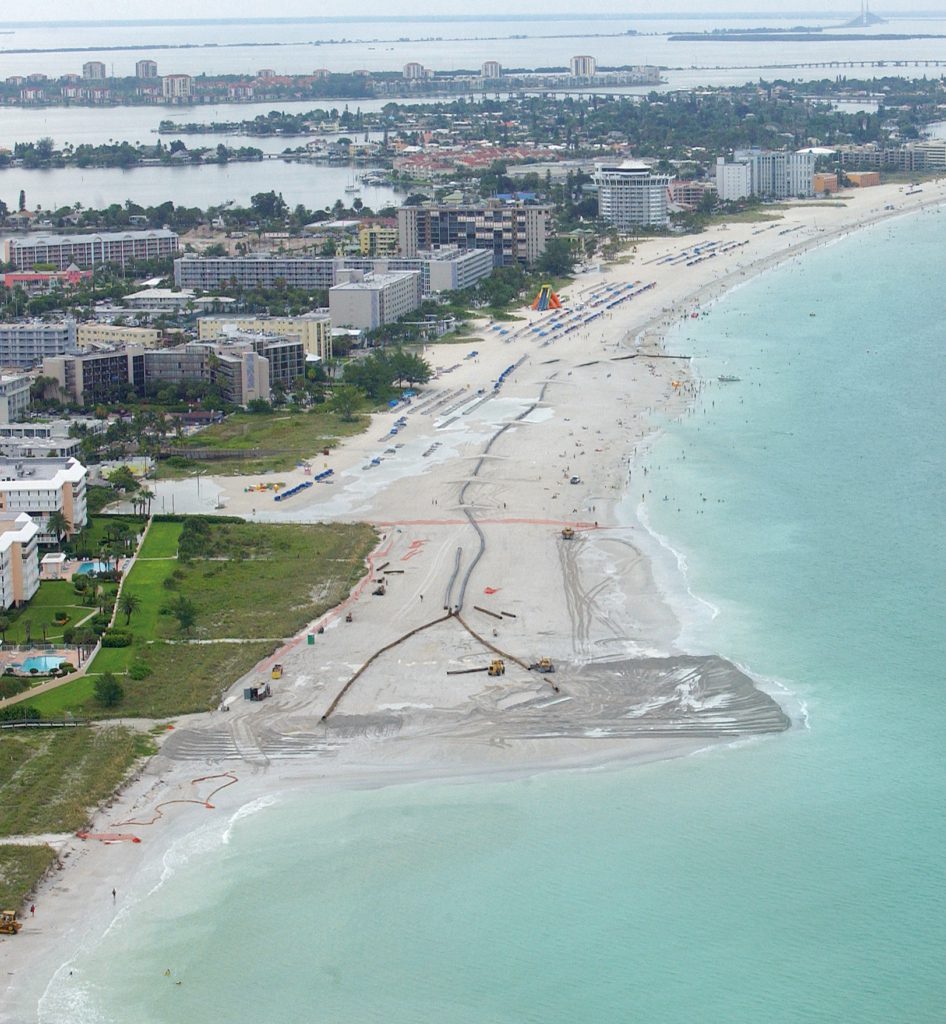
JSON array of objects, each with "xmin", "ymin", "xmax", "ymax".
[{"xmin": 4, "ymin": 177, "xmax": 946, "ymax": 1022}]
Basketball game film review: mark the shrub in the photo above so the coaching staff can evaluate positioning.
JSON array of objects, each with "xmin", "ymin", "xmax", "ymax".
[
  {"xmin": 101, "ymin": 631, "xmax": 132, "ymax": 648},
  {"xmin": 94, "ymin": 672, "xmax": 124, "ymax": 708},
  {"xmin": 58, "ymin": 662, "xmax": 75, "ymax": 674},
  {"xmin": 73, "ymin": 576, "xmax": 89, "ymax": 593},
  {"xmin": 129, "ymin": 660, "xmax": 152, "ymax": 680},
  {"xmin": 0, "ymin": 703, "xmax": 40, "ymax": 721},
  {"xmin": 62, "ymin": 627, "xmax": 76, "ymax": 644},
  {"xmin": 54, "ymin": 610, "xmax": 69, "ymax": 623},
  {"xmin": 0, "ymin": 675, "xmax": 31, "ymax": 699}
]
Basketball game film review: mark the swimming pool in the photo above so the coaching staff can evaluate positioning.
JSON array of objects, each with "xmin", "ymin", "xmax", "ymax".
[
  {"xmin": 76, "ymin": 560, "xmax": 109, "ymax": 575},
  {"xmin": 13, "ymin": 655, "xmax": 65, "ymax": 673}
]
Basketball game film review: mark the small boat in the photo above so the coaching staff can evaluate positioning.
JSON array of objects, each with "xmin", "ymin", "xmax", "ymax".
[{"xmin": 718, "ymin": 374, "xmax": 741, "ymax": 383}]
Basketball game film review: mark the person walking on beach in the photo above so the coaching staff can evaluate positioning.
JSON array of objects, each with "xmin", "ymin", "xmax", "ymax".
[
  {"xmin": 30, "ymin": 904, "xmax": 35, "ymax": 916},
  {"xmin": 112, "ymin": 888, "xmax": 116, "ymax": 902}
]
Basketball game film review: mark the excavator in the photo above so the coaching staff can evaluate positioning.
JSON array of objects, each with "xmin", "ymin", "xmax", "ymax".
[
  {"xmin": 561, "ymin": 527, "xmax": 575, "ymax": 540},
  {"xmin": 487, "ymin": 659, "xmax": 506, "ymax": 677},
  {"xmin": 529, "ymin": 658, "xmax": 555, "ymax": 674},
  {"xmin": 0, "ymin": 909, "xmax": 21, "ymax": 935}
]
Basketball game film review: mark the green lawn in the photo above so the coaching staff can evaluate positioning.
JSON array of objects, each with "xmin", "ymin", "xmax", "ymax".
[
  {"xmin": 113, "ymin": 559, "xmax": 181, "ymax": 641},
  {"xmin": 28, "ymin": 641, "xmax": 277, "ymax": 718},
  {"xmin": 155, "ymin": 408, "xmax": 369, "ymax": 477},
  {"xmin": 11, "ymin": 676, "xmax": 96, "ymax": 718},
  {"xmin": 2, "ymin": 580, "xmax": 102, "ymax": 645},
  {"xmin": 176, "ymin": 522, "xmax": 377, "ymax": 639},
  {"xmin": 0, "ymin": 726, "xmax": 153, "ymax": 835},
  {"xmin": 0, "ymin": 845, "xmax": 57, "ymax": 910},
  {"xmin": 137, "ymin": 521, "xmax": 182, "ymax": 559}
]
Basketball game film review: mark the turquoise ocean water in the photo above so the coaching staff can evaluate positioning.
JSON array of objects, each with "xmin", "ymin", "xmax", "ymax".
[{"xmin": 44, "ymin": 209, "xmax": 946, "ymax": 1023}]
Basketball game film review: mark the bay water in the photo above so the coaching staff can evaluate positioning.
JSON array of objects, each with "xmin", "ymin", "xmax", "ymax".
[{"xmin": 40, "ymin": 208, "xmax": 946, "ymax": 1022}]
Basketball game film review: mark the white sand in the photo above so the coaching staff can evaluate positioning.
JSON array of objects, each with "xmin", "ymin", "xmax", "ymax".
[{"xmin": 4, "ymin": 178, "xmax": 945, "ymax": 1022}]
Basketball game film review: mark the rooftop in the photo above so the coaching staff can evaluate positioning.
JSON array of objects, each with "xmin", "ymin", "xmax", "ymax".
[{"xmin": 10, "ymin": 229, "xmax": 179, "ymax": 246}]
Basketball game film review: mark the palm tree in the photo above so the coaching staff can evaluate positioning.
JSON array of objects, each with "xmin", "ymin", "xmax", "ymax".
[
  {"xmin": 138, "ymin": 488, "xmax": 155, "ymax": 516},
  {"xmin": 117, "ymin": 591, "xmax": 141, "ymax": 626},
  {"xmin": 46, "ymin": 510, "xmax": 71, "ymax": 551}
]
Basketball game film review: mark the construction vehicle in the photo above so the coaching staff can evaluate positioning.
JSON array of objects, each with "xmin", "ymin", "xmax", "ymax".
[
  {"xmin": 0, "ymin": 910, "xmax": 21, "ymax": 935},
  {"xmin": 561, "ymin": 527, "xmax": 575, "ymax": 540},
  {"xmin": 345, "ymin": 611, "xmax": 353, "ymax": 623},
  {"xmin": 243, "ymin": 682, "xmax": 271, "ymax": 702},
  {"xmin": 271, "ymin": 664, "xmax": 283, "ymax": 680},
  {"xmin": 529, "ymin": 658, "xmax": 555, "ymax": 674},
  {"xmin": 487, "ymin": 659, "xmax": 506, "ymax": 677}
]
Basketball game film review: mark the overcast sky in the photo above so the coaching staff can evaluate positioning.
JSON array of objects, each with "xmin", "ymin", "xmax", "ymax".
[{"xmin": 0, "ymin": 2, "xmax": 936, "ymax": 24}]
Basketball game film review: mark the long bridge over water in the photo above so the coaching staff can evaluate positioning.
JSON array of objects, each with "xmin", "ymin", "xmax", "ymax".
[{"xmin": 674, "ymin": 59, "xmax": 946, "ymax": 72}]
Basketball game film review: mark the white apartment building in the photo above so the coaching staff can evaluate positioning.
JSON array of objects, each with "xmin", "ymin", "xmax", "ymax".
[
  {"xmin": 734, "ymin": 149, "xmax": 815, "ymax": 199},
  {"xmin": 82, "ymin": 61, "xmax": 107, "ymax": 80},
  {"xmin": 136, "ymin": 59, "xmax": 158, "ymax": 78},
  {"xmin": 0, "ymin": 375, "xmax": 32, "ymax": 424},
  {"xmin": 162, "ymin": 74, "xmax": 192, "ymax": 101},
  {"xmin": 594, "ymin": 161, "xmax": 672, "ymax": 229},
  {"xmin": 0, "ymin": 511, "xmax": 40, "ymax": 609},
  {"xmin": 402, "ymin": 62, "xmax": 428, "ymax": 80},
  {"xmin": 714, "ymin": 157, "xmax": 752, "ymax": 202},
  {"xmin": 570, "ymin": 55, "xmax": 597, "ymax": 77},
  {"xmin": 329, "ymin": 271, "xmax": 422, "ymax": 331},
  {"xmin": 0, "ymin": 320, "xmax": 77, "ymax": 368},
  {"xmin": 5, "ymin": 229, "xmax": 180, "ymax": 271},
  {"xmin": 0, "ymin": 457, "xmax": 88, "ymax": 542},
  {"xmin": 481, "ymin": 61, "xmax": 503, "ymax": 79},
  {"xmin": 175, "ymin": 248, "xmax": 494, "ymax": 297}
]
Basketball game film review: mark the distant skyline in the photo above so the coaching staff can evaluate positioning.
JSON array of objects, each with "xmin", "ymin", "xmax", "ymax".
[{"xmin": 0, "ymin": 2, "xmax": 942, "ymax": 26}]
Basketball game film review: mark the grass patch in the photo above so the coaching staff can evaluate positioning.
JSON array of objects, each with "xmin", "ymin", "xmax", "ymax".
[
  {"xmin": 174, "ymin": 521, "xmax": 377, "ymax": 639},
  {"xmin": 715, "ymin": 210, "xmax": 785, "ymax": 224},
  {"xmin": 486, "ymin": 311, "xmax": 526, "ymax": 322},
  {"xmin": 0, "ymin": 845, "xmax": 57, "ymax": 910},
  {"xmin": 26, "ymin": 520, "xmax": 376, "ymax": 719},
  {"xmin": 155, "ymin": 408, "xmax": 369, "ymax": 477},
  {"xmin": 12, "ymin": 676, "xmax": 97, "ymax": 718},
  {"xmin": 137, "ymin": 521, "xmax": 182, "ymax": 559},
  {"xmin": 0, "ymin": 726, "xmax": 152, "ymax": 835},
  {"xmin": 2, "ymin": 580, "xmax": 102, "ymax": 645},
  {"xmin": 28, "ymin": 642, "xmax": 278, "ymax": 718}
]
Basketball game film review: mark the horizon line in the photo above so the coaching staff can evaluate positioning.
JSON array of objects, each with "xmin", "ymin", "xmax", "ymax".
[{"xmin": 0, "ymin": 12, "xmax": 941, "ymax": 30}]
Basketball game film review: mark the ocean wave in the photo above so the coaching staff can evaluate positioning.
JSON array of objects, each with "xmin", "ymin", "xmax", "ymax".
[
  {"xmin": 38, "ymin": 976, "xmax": 108, "ymax": 1024},
  {"xmin": 221, "ymin": 793, "xmax": 281, "ymax": 846}
]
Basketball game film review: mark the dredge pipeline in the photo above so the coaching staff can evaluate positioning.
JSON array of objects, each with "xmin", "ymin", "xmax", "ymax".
[
  {"xmin": 453, "ymin": 375, "xmax": 555, "ymax": 613},
  {"xmin": 443, "ymin": 545, "xmax": 462, "ymax": 611},
  {"xmin": 321, "ymin": 611, "xmax": 454, "ymax": 722},
  {"xmin": 455, "ymin": 613, "xmax": 560, "ymax": 693}
]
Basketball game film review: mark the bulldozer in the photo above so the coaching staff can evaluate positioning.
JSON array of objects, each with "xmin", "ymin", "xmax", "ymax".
[
  {"xmin": 487, "ymin": 659, "xmax": 506, "ymax": 677},
  {"xmin": 529, "ymin": 658, "xmax": 555, "ymax": 674},
  {"xmin": 0, "ymin": 910, "xmax": 21, "ymax": 935},
  {"xmin": 561, "ymin": 527, "xmax": 575, "ymax": 540}
]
